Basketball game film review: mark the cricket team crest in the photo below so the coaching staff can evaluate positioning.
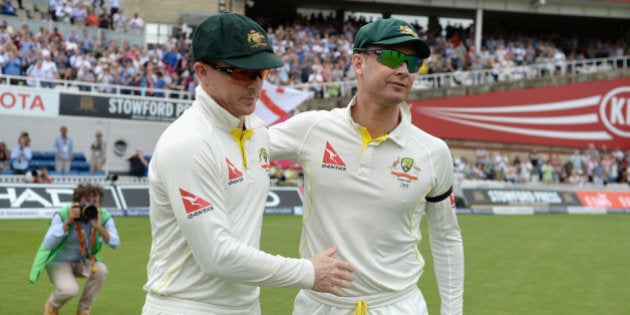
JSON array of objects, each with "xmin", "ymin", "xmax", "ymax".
[
  {"xmin": 399, "ymin": 25, "xmax": 419, "ymax": 38},
  {"xmin": 247, "ymin": 30, "xmax": 268, "ymax": 48},
  {"xmin": 259, "ymin": 148, "xmax": 271, "ymax": 170},
  {"xmin": 390, "ymin": 157, "xmax": 420, "ymax": 185}
]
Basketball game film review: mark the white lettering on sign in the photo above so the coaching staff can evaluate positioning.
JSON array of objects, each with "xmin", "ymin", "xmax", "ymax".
[
  {"xmin": 487, "ymin": 190, "xmax": 562, "ymax": 204},
  {"xmin": 600, "ymin": 87, "xmax": 630, "ymax": 138},
  {"xmin": 108, "ymin": 98, "xmax": 175, "ymax": 117}
]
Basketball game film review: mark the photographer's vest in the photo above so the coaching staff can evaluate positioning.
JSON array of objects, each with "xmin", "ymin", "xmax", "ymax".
[{"xmin": 28, "ymin": 205, "xmax": 112, "ymax": 283}]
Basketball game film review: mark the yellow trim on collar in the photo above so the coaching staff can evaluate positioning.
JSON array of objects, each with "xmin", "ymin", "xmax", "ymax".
[
  {"xmin": 358, "ymin": 126, "xmax": 388, "ymax": 156},
  {"xmin": 230, "ymin": 128, "xmax": 253, "ymax": 169}
]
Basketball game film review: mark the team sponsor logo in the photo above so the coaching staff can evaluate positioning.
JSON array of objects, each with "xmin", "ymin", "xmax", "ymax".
[
  {"xmin": 259, "ymin": 148, "xmax": 271, "ymax": 170},
  {"xmin": 321, "ymin": 141, "xmax": 346, "ymax": 171},
  {"xmin": 599, "ymin": 86, "xmax": 630, "ymax": 137},
  {"xmin": 179, "ymin": 188, "xmax": 214, "ymax": 219},
  {"xmin": 226, "ymin": 158, "xmax": 244, "ymax": 185}
]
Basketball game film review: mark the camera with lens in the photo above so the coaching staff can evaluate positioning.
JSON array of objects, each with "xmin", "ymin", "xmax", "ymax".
[{"xmin": 79, "ymin": 202, "xmax": 99, "ymax": 223}]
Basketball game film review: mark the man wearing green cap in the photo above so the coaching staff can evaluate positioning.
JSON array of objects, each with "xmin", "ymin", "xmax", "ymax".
[
  {"xmin": 270, "ymin": 18, "xmax": 464, "ymax": 314},
  {"xmin": 142, "ymin": 13, "xmax": 354, "ymax": 315}
]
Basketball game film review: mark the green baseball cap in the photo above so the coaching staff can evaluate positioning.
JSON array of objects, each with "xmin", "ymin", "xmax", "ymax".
[
  {"xmin": 353, "ymin": 18, "xmax": 430, "ymax": 59},
  {"xmin": 192, "ymin": 12, "xmax": 283, "ymax": 70}
]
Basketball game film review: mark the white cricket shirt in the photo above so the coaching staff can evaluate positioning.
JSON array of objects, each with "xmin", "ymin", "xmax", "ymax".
[
  {"xmin": 143, "ymin": 86, "xmax": 314, "ymax": 311},
  {"xmin": 270, "ymin": 97, "xmax": 464, "ymax": 313}
]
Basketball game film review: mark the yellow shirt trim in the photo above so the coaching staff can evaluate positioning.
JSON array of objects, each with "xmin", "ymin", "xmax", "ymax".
[
  {"xmin": 357, "ymin": 126, "xmax": 388, "ymax": 156},
  {"xmin": 230, "ymin": 127, "xmax": 254, "ymax": 169}
]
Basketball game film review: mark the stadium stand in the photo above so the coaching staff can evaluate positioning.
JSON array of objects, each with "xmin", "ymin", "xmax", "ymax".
[{"xmin": 0, "ymin": 1, "xmax": 628, "ymax": 188}]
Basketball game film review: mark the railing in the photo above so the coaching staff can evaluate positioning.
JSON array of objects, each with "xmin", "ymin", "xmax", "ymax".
[
  {"xmin": 1, "ymin": 55, "xmax": 628, "ymax": 101},
  {"xmin": 288, "ymin": 55, "xmax": 630, "ymax": 99}
]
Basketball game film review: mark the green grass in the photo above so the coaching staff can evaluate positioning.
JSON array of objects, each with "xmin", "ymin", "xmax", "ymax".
[{"xmin": 2, "ymin": 214, "xmax": 629, "ymax": 314}]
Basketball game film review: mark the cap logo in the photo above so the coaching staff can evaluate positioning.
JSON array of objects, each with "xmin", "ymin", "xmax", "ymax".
[
  {"xmin": 247, "ymin": 30, "xmax": 268, "ymax": 49},
  {"xmin": 399, "ymin": 25, "xmax": 419, "ymax": 38}
]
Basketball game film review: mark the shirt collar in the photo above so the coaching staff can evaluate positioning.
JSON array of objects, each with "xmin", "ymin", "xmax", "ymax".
[
  {"xmin": 193, "ymin": 85, "xmax": 265, "ymax": 131},
  {"xmin": 342, "ymin": 95, "xmax": 411, "ymax": 147}
]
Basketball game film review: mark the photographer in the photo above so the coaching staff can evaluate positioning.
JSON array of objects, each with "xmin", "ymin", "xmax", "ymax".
[{"xmin": 29, "ymin": 183, "xmax": 120, "ymax": 315}]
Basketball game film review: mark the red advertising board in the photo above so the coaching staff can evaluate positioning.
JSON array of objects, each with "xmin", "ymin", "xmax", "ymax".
[
  {"xmin": 576, "ymin": 191, "xmax": 630, "ymax": 209},
  {"xmin": 410, "ymin": 78, "xmax": 630, "ymax": 150}
]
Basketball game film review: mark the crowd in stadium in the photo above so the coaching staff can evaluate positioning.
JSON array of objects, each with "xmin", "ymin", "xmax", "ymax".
[
  {"xmin": 455, "ymin": 144, "xmax": 630, "ymax": 186},
  {"xmin": 0, "ymin": 3, "xmax": 629, "ymax": 186},
  {"xmin": 0, "ymin": 4, "xmax": 628, "ymax": 98}
]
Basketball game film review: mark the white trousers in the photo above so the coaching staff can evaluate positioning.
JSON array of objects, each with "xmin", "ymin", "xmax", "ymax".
[
  {"xmin": 292, "ymin": 285, "xmax": 428, "ymax": 315},
  {"xmin": 142, "ymin": 293, "xmax": 261, "ymax": 315}
]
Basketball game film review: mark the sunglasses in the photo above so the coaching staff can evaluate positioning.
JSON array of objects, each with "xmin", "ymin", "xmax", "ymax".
[
  {"xmin": 354, "ymin": 48, "xmax": 423, "ymax": 73},
  {"xmin": 206, "ymin": 62, "xmax": 269, "ymax": 83}
]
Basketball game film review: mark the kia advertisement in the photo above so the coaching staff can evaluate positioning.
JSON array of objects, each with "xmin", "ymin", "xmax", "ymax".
[{"xmin": 410, "ymin": 78, "xmax": 630, "ymax": 150}]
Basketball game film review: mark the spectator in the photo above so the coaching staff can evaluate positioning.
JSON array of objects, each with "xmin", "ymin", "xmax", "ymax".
[
  {"xmin": 112, "ymin": 8, "xmax": 126, "ymax": 31},
  {"xmin": 10, "ymin": 133, "xmax": 31, "ymax": 175},
  {"xmin": 127, "ymin": 12, "xmax": 143, "ymax": 33},
  {"xmin": 1, "ymin": 0, "xmax": 17, "ymax": 16},
  {"xmin": 85, "ymin": 8, "xmax": 98, "ymax": 27},
  {"xmin": 54, "ymin": 1, "xmax": 71, "ymax": 23},
  {"xmin": 0, "ymin": 141, "xmax": 10, "ymax": 172},
  {"xmin": 124, "ymin": 147, "xmax": 147, "ymax": 177},
  {"xmin": 53, "ymin": 126, "xmax": 73, "ymax": 174},
  {"xmin": 89, "ymin": 131, "xmax": 106, "ymax": 174},
  {"xmin": 0, "ymin": 23, "xmax": 9, "ymax": 44},
  {"xmin": 26, "ymin": 58, "xmax": 46, "ymax": 87},
  {"xmin": 41, "ymin": 52, "xmax": 58, "ymax": 88},
  {"xmin": 71, "ymin": 3, "xmax": 88, "ymax": 25},
  {"xmin": 76, "ymin": 64, "xmax": 96, "ymax": 91},
  {"xmin": 167, "ymin": 71, "xmax": 184, "ymax": 99},
  {"xmin": 97, "ymin": 11, "xmax": 110, "ymax": 29},
  {"xmin": 49, "ymin": 0, "xmax": 62, "ymax": 22},
  {"xmin": 3, "ymin": 50, "xmax": 22, "ymax": 80},
  {"xmin": 34, "ymin": 167, "xmax": 52, "ymax": 183},
  {"xmin": 151, "ymin": 70, "xmax": 166, "ymax": 97},
  {"xmin": 96, "ymin": 64, "xmax": 115, "ymax": 93},
  {"xmin": 109, "ymin": 0, "xmax": 121, "ymax": 18}
]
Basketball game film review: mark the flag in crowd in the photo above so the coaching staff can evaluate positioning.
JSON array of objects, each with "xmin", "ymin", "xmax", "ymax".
[{"xmin": 255, "ymin": 81, "xmax": 313, "ymax": 126}]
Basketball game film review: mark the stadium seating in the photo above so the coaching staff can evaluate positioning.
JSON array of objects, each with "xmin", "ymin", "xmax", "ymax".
[{"xmin": 23, "ymin": 151, "xmax": 91, "ymax": 173}]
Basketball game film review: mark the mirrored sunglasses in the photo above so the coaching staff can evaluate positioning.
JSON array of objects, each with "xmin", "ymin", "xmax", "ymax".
[
  {"xmin": 206, "ymin": 62, "xmax": 269, "ymax": 83},
  {"xmin": 354, "ymin": 48, "xmax": 423, "ymax": 73}
]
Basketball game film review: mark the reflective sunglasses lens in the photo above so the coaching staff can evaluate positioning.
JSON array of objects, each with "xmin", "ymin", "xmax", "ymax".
[
  {"xmin": 230, "ymin": 69, "xmax": 269, "ymax": 83},
  {"xmin": 378, "ymin": 50, "xmax": 422, "ymax": 73},
  {"xmin": 378, "ymin": 50, "xmax": 406, "ymax": 69},
  {"xmin": 408, "ymin": 59, "xmax": 422, "ymax": 73}
]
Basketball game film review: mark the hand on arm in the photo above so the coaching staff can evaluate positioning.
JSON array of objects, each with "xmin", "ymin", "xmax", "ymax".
[{"xmin": 309, "ymin": 245, "xmax": 355, "ymax": 296}]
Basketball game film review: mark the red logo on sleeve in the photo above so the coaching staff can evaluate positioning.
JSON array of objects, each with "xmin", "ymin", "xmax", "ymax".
[{"xmin": 179, "ymin": 188, "xmax": 212, "ymax": 213}]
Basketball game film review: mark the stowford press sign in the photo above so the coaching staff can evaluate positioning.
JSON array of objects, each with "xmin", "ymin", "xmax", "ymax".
[{"xmin": 59, "ymin": 93, "xmax": 192, "ymax": 122}]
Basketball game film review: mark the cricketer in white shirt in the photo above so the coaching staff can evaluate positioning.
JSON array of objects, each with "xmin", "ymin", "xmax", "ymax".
[{"xmin": 270, "ymin": 96, "xmax": 464, "ymax": 314}]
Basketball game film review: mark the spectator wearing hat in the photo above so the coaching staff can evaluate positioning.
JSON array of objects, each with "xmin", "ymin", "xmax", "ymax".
[
  {"xmin": 269, "ymin": 18, "xmax": 463, "ymax": 314},
  {"xmin": 141, "ymin": 12, "xmax": 354, "ymax": 315}
]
